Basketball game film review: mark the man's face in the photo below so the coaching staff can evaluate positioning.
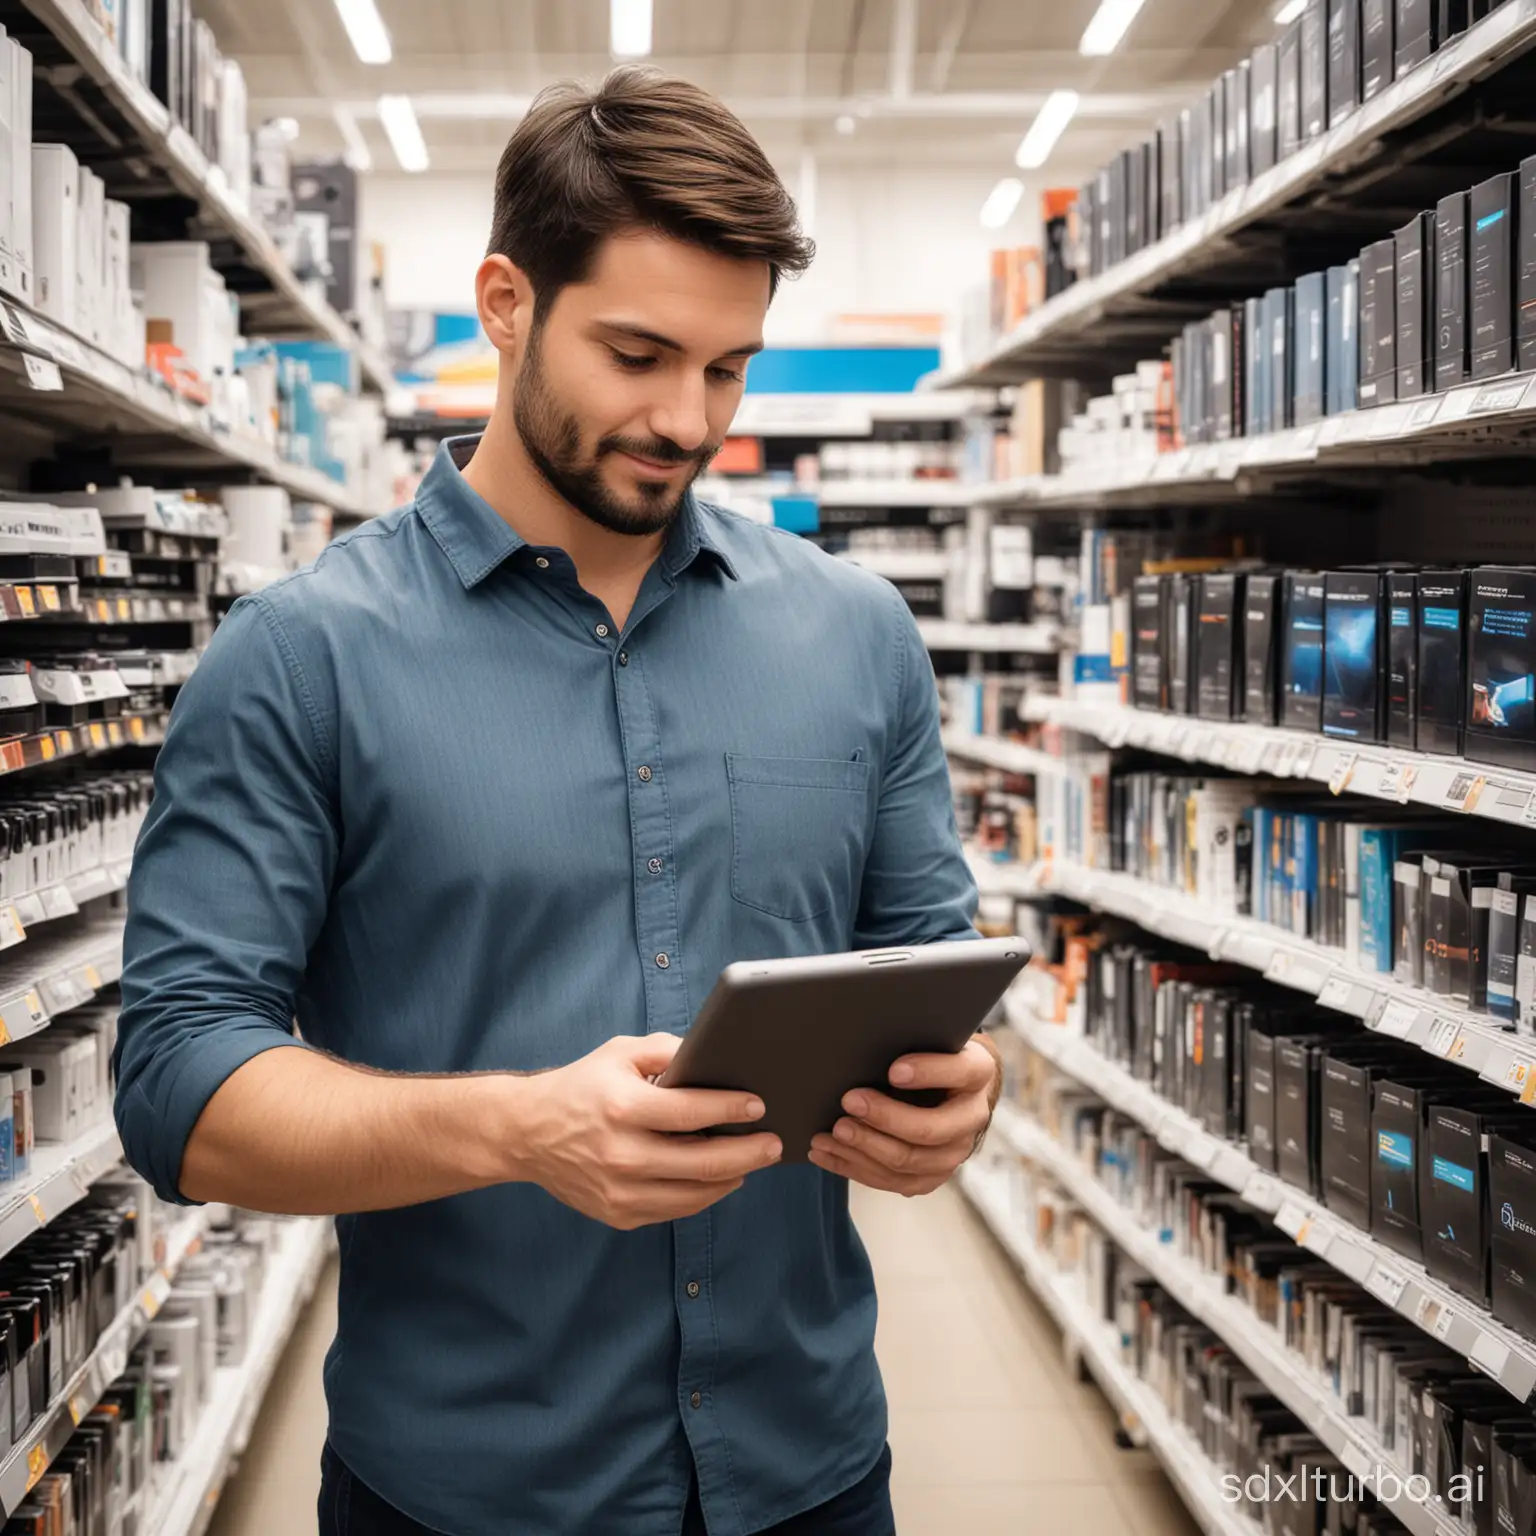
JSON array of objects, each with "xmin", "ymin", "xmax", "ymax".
[{"xmin": 512, "ymin": 230, "xmax": 769, "ymax": 537}]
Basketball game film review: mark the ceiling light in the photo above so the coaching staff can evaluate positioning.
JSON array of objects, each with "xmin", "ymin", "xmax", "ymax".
[
  {"xmin": 1016, "ymin": 90, "xmax": 1079, "ymax": 170},
  {"xmin": 333, "ymin": 107, "xmax": 373, "ymax": 172},
  {"xmin": 610, "ymin": 0, "xmax": 652, "ymax": 57},
  {"xmin": 1273, "ymin": 0, "xmax": 1306, "ymax": 20},
  {"xmin": 378, "ymin": 95, "xmax": 429, "ymax": 172},
  {"xmin": 1079, "ymin": 0, "xmax": 1147, "ymax": 56},
  {"xmin": 333, "ymin": 0, "xmax": 392, "ymax": 65},
  {"xmin": 980, "ymin": 177, "xmax": 1025, "ymax": 230},
  {"xmin": 835, "ymin": 113, "xmax": 857, "ymax": 135},
  {"xmin": 273, "ymin": 117, "xmax": 300, "ymax": 143}
]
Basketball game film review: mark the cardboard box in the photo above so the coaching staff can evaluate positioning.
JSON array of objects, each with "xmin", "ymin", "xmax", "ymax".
[
  {"xmin": 1470, "ymin": 171, "xmax": 1517, "ymax": 379},
  {"xmin": 1435, "ymin": 190, "xmax": 1470, "ymax": 390}
]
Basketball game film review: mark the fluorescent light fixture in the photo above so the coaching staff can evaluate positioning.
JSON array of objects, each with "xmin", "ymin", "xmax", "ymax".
[
  {"xmin": 1079, "ymin": 0, "xmax": 1147, "ymax": 56},
  {"xmin": 1016, "ymin": 90, "xmax": 1079, "ymax": 170},
  {"xmin": 333, "ymin": 0, "xmax": 392, "ymax": 64},
  {"xmin": 333, "ymin": 107, "xmax": 373, "ymax": 172},
  {"xmin": 1273, "ymin": 0, "xmax": 1306, "ymax": 20},
  {"xmin": 980, "ymin": 177, "xmax": 1025, "ymax": 230},
  {"xmin": 378, "ymin": 95, "xmax": 429, "ymax": 172},
  {"xmin": 611, "ymin": 0, "xmax": 652, "ymax": 57}
]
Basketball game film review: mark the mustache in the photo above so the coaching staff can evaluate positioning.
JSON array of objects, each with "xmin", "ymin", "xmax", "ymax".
[{"xmin": 601, "ymin": 434, "xmax": 719, "ymax": 468}]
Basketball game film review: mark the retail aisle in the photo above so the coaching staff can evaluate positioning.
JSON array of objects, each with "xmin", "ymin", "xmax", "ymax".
[{"xmin": 208, "ymin": 1185, "xmax": 1197, "ymax": 1536}]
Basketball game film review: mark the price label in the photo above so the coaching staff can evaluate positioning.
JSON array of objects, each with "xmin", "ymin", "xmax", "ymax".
[
  {"xmin": 27, "ymin": 1193, "xmax": 44, "ymax": 1225},
  {"xmin": 88, "ymin": 724, "xmax": 104, "ymax": 749},
  {"xmin": 1266, "ymin": 950, "xmax": 1295, "ymax": 983},
  {"xmin": 1446, "ymin": 772, "xmax": 1487, "ymax": 812},
  {"xmin": 141, "ymin": 1285, "xmax": 162, "ymax": 1320},
  {"xmin": 83, "ymin": 964, "xmax": 102, "ymax": 991},
  {"xmin": 1329, "ymin": 752, "xmax": 1359, "ymax": 796},
  {"xmin": 26, "ymin": 1443, "xmax": 47, "ymax": 1490},
  {"xmin": 1469, "ymin": 379, "xmax": 1530, "ymax": 415},
  {"xmin": 1319, "ymin": 975, "xmax": 1355, "ymax": 1011},
  {"xmin": 1261, "ymin": 740, "xmax": 1291, "ymax": 775},
  {"xmin": 1433, "ymin": 1304, "xmax": 1457, "ymax": 1340},
  {"xmin": 1471, "ymin": 1332, "xmax": 1513, "ymax": 1382},
  {"xmin": 1375, "ymin": 999, "xmax": 1420, "ymax": 1038},
  {"xmin": 21, "ymin": 355, "xmax": 63, "ymax": 392},
  {"xmin": 68, "ymin": 1395, "xmax": 83, "ymax": 1426},
  {"xmin": 1508, "ymin": 1059, "xmax": 1535, "ymax": 1092},
  {"xmin": 1427, "ymin": 1017, "xmax": 1463, "ymax": 1057},
  {"xmin": 1275, "ymin": 1200, "xmax": 1307, "ymax": 1238},
  {"xmin": 1237, "ymin": 739, "xmax": 1268, "ymax": 774},
  {"xmin": 14, "ymin": 587, "xmax": 33, "ymax": 619},
  {"xmin": 1367, "ymin": 1262, "xmax": 1409, "ymax": 1309},
  {"xmin": 35, "ymin": 586, "xmax": 58, "ymax": 613},
  {"xmin": 1408, "ymin": 396, "xmax": 1444, "ymax": 429},
  {"xmin": 128, "ymin": 717, "xmax": 146, "ymax": 743}
]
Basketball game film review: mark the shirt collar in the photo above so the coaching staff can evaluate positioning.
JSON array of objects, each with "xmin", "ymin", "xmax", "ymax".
[{"xmin": 416, "ymin": 434, "xmax": 738, "ymax": 590}]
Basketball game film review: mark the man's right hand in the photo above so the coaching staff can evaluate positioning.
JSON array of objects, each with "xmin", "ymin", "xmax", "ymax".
[{"xmin": 509, "ymin": 1034, "xmax": 782, "ymax": 1230}]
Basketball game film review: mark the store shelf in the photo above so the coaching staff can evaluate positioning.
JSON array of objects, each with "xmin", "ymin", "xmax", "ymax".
[
  {"xmin": 838, "ymin": 549, "xmax": 950, "ymax": 581},
  {"xmin": 0, "ymin": 715, "xmax": 167, "ymax": 787},
  {"xmin": 933, "ymin": 0, "xmax": 1536, "ymax": 387},
  {"xmin": 147, "ymin": 1218, "xmax": 332, "ymax": 1536},
  {"xmin": 959, "ymin": 1161, "xmax": 1260, "ymax": 1536},
  {"xmin": 1012, "ymin": 1005, "xmax": 1536, "ymax": 1403},
  {"xmin": 972, "ymin": 852, "xmax": 1536, "ymax": 1110},
  {"xmin": 0, "ymin": 1207, "xmax": 208, "ymax": 1518},
  {"xmin": 1023, "ymin": 697, "xmax": 1536, "ymax": 832},
  {"xmin": 989, "ymin": 1102, "xmax": 1460, "ymax": 1536},
  {"xmin": 0, "ymin": 912, "xmax": 125, "ymax": 1050},
  {"xmin": 729, "ymin": 390, "xmax": 996, "ymax": 436},
  {"xmin": 8, "ymin": 0, "xmax": 390, "ymax": 394},
  {"xmin": 917, "ymin": 620, "xmax": 1061, "ymax": 654},
  {"xmin": 0, "ymin": 1119, "xmax": 123, "ymax": 1274},
  {"xmin": 941, "ymin": 728, "xmax": 1063, "ymax": 777},
  {"xmin": 815, "ymin": 480, "xmax": 977, "ymax": 509}
]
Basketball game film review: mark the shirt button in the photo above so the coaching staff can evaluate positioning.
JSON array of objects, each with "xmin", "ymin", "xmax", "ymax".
[
  {"xmin": 637, "ymin": 765, "xmax": 652, "ymax": 782},
  {"xmin": 595, "ymin": 623, "xmax": 610, "ymax": 639},
  {"xmin": 535, "ymin": 557, "xmax": 549, "ymax": 570},
  {"xmin": 686, "ymin": 1281, "xmax": 700, "ymax": 1299},
  {"xmin": 648, "ymin": 857, "xmax": 664, "ymax": 875},
  {"xmin": 690, "ymin": 1391, "xmax": 702, "ymax": 1409},
  {"xmin": 656, "ymin": 953, "xmax": 670, "ymax": 969},
  {"xmin": 618, "ymin": 651, "xmax": 629, "ymax": 666}
]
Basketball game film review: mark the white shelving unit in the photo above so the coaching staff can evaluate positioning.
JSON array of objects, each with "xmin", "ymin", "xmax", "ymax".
[
  {"xmin": 941, "ymin": 728, "xmax": 1063, "ymax": 778},
  {"xmin": 957, "ymin": 1161, "xmax": 1256, "ymax": 1536},
  {"xmin": 1010, "ymin": 1002, "xmax": 1536, "ymax": 1401},
  {"xmin": 988, "ymin": 1103, "xmax": 1463, "ymax": 1536},
  {"xmin": 917, "ymin": 620, "xmax": 1061, "ymax": 654}
]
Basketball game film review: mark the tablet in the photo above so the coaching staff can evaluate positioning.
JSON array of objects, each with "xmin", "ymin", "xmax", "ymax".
[{"xmin": 656, "ymin": 937, "xmax": 1029, "ymax": 1162}]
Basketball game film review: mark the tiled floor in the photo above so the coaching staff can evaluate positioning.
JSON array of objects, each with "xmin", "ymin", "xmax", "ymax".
[{"xmin": 208, "ymin": 1186, "xmax": 1199, "ymax": 1535}]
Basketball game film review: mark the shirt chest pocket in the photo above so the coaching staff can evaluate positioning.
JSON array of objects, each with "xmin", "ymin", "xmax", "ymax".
[{"xmin": 726, "ymin": 753, "xmax": 873, "ymax": 923}]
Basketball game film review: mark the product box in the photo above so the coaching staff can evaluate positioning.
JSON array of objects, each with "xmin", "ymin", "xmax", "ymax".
[
  {"xmin": 1435, "ymin": 190, "xmax": 1470, "ymax": 390},
  {"xmin": 1416, "ymin": 568, "xmax": 1467, "ymax": 756},
  {"xmin": 1328, "ymin": 0, "xmax": 1361, "ymax": 126},
  {"xmin": 1396, "ymin": 0, "xmax": 1436, "ymax": 73},
  {"xmin": 1488, "ymin": 874, "xmax": 1536, "ymax": 1023},
  {"xmin": 1424, "ymin": 1105, "xmax": 1510, "ymax": 1302},
  {"xmin": 1358, "ymin": 237, "xmax": 1398, "ymax": 406},
  {"xmin": 1371, "ymin": 1078, "xmax": 1429, "ymax": 1260},
  {"xmin": 1132, "ymin": 575, "xmax": 1169, "ymax": 710},
  {"xmin": 1489, "ymin": 1134, "xmax": 1536, "ymax": 1338},
  {"xmin": 75, "ymin": 168, "xmax": 105, "ymax": 349},
  {"xmin": 1362, "ymin": 0, "xmax": 1395, "ymax": 98},
  {"xmin": 1251, "ymin": 42, "xmax": 1279, "ymax": 176},
  {"xmin": 1293, "ymin": 270, "xmax": 1327, "ymax": 425},
  {"xmin": 1282, "ymin": 571, "xmax": 1327, "ymax": 731},
  {"xmin": 1301, "ymin": 0, "xmax": 1330, "ymax": 140},
  {"xmin": 1396, "ymin": 211, "xmax": 1434, "ymax": 398},
  {"xmin": 1324, "ymin": 568, "xmax": 1389, "ymax": 741},
  {"xmin": 1326, "ymin": 260, "xmax": 1359, "ymax": 415},
  {"xmin": 1470, "ymin": 171, "xmax": 1517, "ymax": 380},
  {"xmin": 1439, "ymin": 0, "xmax": 1470, "ymax": 41},
  {"xmin": 1278, "ymin": 20, "xmax": 1304, "ymax": 161},
  {"xmin": 1159, "ymin": 118, "xmax": 1182, "ymax": 234},
  {"xmin": 30, "ymin": 144, "xmax": 77, "ymax": 329},
  {"xmin": 9, "ymin": 37, "xmax": 31, "ymax": 304},
  {"xmin": 1196, "ymin": 573, "xmax": 1243, "ymax": 720},
  {"xmin": 1266, "ymin": 285, "xmax": 1295, "ymax": 430},
  {"xmin": 1169, "ymin": 574, "xmax": 1196, "ymax": 716},
  {"xmin": 1465, "ymin": 566, "xmax": 1536, "ymax": 772},
  {"xmin": 1245, "ymin": 574, "xmax": 1281, "ymax": 724},
  {"xmin": 1387, "ymin": 571, "xmax": 1417, "ymax": 747},
  {"xmin": 1518, "ymin": 154, "xmax": 1536, "ymax": 372}
]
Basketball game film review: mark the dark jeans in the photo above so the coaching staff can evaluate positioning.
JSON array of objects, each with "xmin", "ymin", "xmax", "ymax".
[{"xmin": 319, "ymin": 1440, "xmax": 896, "ymax": 1536}]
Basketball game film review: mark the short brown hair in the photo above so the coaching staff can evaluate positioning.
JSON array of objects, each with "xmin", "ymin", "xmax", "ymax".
[{"xmin": 487, "ymin": 67, "xmax": 813, "ymax": 314}]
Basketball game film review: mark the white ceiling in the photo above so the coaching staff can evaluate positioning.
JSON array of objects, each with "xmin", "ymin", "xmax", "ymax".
[{"xmin": 200, "ymin": 0, "xmax": 1280, "ymax": 179}]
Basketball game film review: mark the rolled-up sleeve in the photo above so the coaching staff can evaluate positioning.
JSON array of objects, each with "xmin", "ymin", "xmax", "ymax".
[
  {"xmin": 115, "ymin": 592, "xmax": 336, "ymax": 1202},
  {"xmin": 853, "ymin": 587, "xmax": 979, "ymax": 948}
]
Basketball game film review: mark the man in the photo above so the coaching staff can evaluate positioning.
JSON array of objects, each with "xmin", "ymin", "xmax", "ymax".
[{"xmin": 115, "ymin": 68, "xmax": 996, "ymax": 1536}]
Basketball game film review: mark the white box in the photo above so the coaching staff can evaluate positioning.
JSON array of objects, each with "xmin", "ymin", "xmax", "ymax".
[
  {"xmin": 132, "ymin": 240, "xmax": 222, "ymax": 378},
  {"xmin": 103, "ymin": 197, "xmax": 130, "ymax": 361},
  {"xmin": 75, "ymin": 166, "xmax": 105, "ymax": 346},
  {"xmin": 31, "ymin": 143, "xmax": 77, "ymax": 328},
  {"xmin": 11, "ymin": 40, "xmax": 31, "ymax": 300}
]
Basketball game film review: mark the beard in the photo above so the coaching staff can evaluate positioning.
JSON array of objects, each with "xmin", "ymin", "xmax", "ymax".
[{"xmin": 512, "ymin": 325, "xmax": 719, "ymax": 537}]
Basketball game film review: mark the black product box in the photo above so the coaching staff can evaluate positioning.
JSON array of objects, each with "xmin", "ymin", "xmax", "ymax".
[
  {"xmin": 1282, "ymin": 571, "xmax": 1327, "ymax": 731},
  {"xmin": 1266, "ymin": 285, "xmax": 1295, "ymax": 430},
  {"xmin": 1230, "ymin": 63, "xmax": 1251, "ymax": 192},
  {"xmin": 1273, "ymin": 1035, "xmax": 1317, "ymax": 1192},
  {"xmin": 1247, "ymin": 1027, "xmax": 1278, "ymax": 1172},
  {"xmin": 1323, "ymin": 569, "xmax": 1389, "ymax": 741},
  {"xmin": 1278, "ymin": 20, "xmax": 1304, "ymax": 160},
  {"xmin": 1133, "ymin": 575, "xmax": 1170, "ymax": 710},
  {"xmin": 1519, "ymin": 154, "xmax": 1536, "ymax": 371},
  {"xmin": 1251, "ymin": 43, "xmax": 1279, "ymax": 175},
  {"xmin": 1439, "ymin": 0, "xmax": 1471, "ymax": 41},
  {"xmin": 1371, "ymin": 1078, "xmax": 1429, "ymax": 1260},
  {"xmin": 1080, "ymin": 179, "xmax": 1099, "ymax": 277},
  {"xmin": 1396, "ymin": 211, "xmax": 1434, "ymax": 398},
  {"xmin": 1244, "ymin": 297, "xmax": 1266, "ymax": 434},
  {"xmin": 1170, "ymin": 574, "xmax": 1196, "ymax": 716},
  {"xmin": 1466, "ymin": 567, "xmax": 1536, "ymax": 772},
  {"xmin": 1244, "ymin": 574, "xmax": 1281, "ymax": 724},
  {"xmin": 1387, "ymin": 572, "xmax": 1418, "ymax": 747},
  {"xmin": 1358, "ymin": 238, "xmax": 1398, "ymax": 406},
  {"xmin": 1294, "ymin": 270, "xmax": 1327, "ymax": 425},
  {"xmin": 1396, "ymin": 0, "xmax": 1436, "ymax": 72},
  {"xmin": 1435, "ymin": 191, "xmax": 1470, "ymax": 390},
  {"xmin": 1362, "ymin": 0, "xmax": 1395, "ymax": 98},
  {"xmin": 1321, "ymin": 1052, "xmax": 1386, "ymax": 1227},
  {"xmin": 1328, "ymin": 0, "xmax": 1361, "ymax": 126},
  {"xmin": 1416, "ymin": 569, "xmax": 1467, "ymax": 756},
  {"xmin": 1325, "ymin": 260, "xmax": 1359, "ymax": 415},
  {"xmin": 1471, "ymin": 172, "xmax": 1517, "ymax": 380},
  {"xmin": 1207, "ymin": 84, "xmax": 1226, "ymax": 205},
  {"xmin": 1159, "ymin": 119, "xmax": 1183, "ymax": 234},
  {"xmin": 1489, "ymin": 1134, "xmax": 1536, "ymax": 1338},
  {"xmin": 1196, "ymin": 573, "xmax": 1243, "ymax": 720},
  {"xmin": 1124, "ymin": 147, "xmax": 1143, "ymax": 256},
  {"xmin": 1301, "ymin": 0, "xmax": 1329, "ymax": 140},
  {"xmin": 1423, "ymin": 1105, "xmax": 1505, "ymax": 1302}
]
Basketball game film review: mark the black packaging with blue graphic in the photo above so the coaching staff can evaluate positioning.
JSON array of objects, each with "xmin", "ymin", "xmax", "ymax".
[
  {"xmin": 1426, "ymin": 1106, "xmax": 1531, "ymax": 1304},
  {"xmin": 1417, "ymin": 569, "xmax": 1468, "ymax": 756},
  {"xmin": 1371, "ymin": 1078, "xmax": 1429, "ymax": 1260},
  {"xmin": 1465, "ymin": 567, "xmax": 1536, "ymax": 772},
  {"xmin": 1489, "ymin": 1133, "xmax": 1536, "ymax": 1338},
  {"xmin": 1282, "ymin": 572, "xmax": 1326, "ymax": 731},
  {"xmin": 1323, "ymin": 569, "xmax": 1389, "ymax": 742},
  {"xmin": 1387, "ymin": 571, "xmax": 1418, "ymax": 747}
]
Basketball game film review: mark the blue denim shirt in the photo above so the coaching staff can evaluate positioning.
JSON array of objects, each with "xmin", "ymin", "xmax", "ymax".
[{"xmin": 114, "ymin": 437, "xmax": 978, "ymax": 1536}]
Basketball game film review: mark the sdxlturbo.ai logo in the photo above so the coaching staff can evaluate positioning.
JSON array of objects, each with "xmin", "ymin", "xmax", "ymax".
[{"xmin": 1221, "ymin": 1465, "xmax": 1483, "ymax": 1508}]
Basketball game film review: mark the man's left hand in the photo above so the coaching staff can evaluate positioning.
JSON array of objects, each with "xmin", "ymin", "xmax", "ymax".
[{"xmin": 807, "ymin": 1036, "xmax": 1003, "ymax": 1197}]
